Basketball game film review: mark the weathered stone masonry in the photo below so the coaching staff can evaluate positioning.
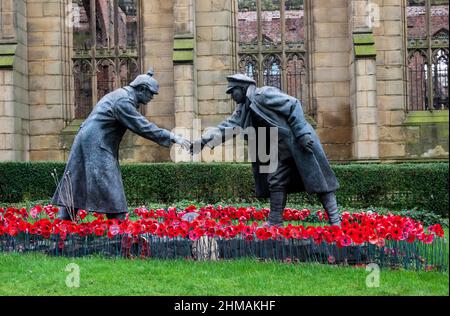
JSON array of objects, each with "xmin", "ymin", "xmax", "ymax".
[{"xmin": 0, "ymin": 0, "xmax": 448, "ymax": 163}]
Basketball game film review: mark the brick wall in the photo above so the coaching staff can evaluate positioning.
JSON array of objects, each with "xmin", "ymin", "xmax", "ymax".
[
  {"xmin": 407, "ymin": 5, "xmax": 449, "ymax": 37},
  {"xmin": 238, "ymin": 10, "xmax": 305, "ymax": 44}
]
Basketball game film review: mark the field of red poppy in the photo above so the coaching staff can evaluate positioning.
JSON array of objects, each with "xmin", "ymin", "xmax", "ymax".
[{"xmin": 0, "ymin": 202, "xmax": 448, "ymax": 296}]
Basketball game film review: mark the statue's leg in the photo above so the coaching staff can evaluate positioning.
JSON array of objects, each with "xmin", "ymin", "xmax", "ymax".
[
  {"xmin": 106, "ymin": 212, "xmax": 127, "ymax": 220},
  {"xmin": 318, "ymin": 192, "xmax": 341, "ymax": 226},
  {"xmin": 268, "ymin": 191, "xmax": 287, "ymax": 227},
  {"xmin": 267, "ymin": 159, "xmax": 292, "ymax": 227}
]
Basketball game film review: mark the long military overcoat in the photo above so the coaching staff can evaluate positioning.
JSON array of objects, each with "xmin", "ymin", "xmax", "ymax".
[
  {"xmin": 52, "ymin": 87, "xmax": 172, "ymax": 214},
  {"xmin": 202, "ymin": 85, "xmax": 339, "ymax": 197}
]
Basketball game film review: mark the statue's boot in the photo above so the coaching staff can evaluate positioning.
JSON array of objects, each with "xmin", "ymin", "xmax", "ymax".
[
  {"xmin": 106, "ymin": 212, "xmax": 127, "ymax": 220},
  {"xmin": 268, "ymin": 191, "xmax": 287, "ymax": 227},
  {"xmin": 319, "ymin": 192, "xmax": 341, "ymax": 226}
]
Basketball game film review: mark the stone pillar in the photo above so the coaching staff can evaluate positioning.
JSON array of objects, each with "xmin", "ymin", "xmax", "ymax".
[
  {"xmin": 349, "ymin": 0, "xmax": 380, "ymax": 160},
  {"xmin": 373, "ymin": 0, "xmax": 408, "ymax": 159},
  {"xmin": 138, "ymin": 0, "xmax": 176, "ymax": 162},
  {"xmin": 311, "ymin": 0, "xmax": 352, "ymax": 160},
  {"xmin": 27, "ymin": 0, "xmax": 73, "ymax": 161},
  {"xmin": 0, "ymin": 0, "xmax": 29, "ymax": 161},
  {"xmin": 172, "ymin": 0, "xmax": 197, "ymax": 162},
  {"xmin": 195, "ymin": 0, "xmax": 236, "ymax": 162}
]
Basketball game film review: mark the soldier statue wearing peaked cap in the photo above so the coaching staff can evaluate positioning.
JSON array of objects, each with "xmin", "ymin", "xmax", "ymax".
[
  {"xmin": 191, "ymin": 73, "xmax": 341, "ymax": 227},
  {"xmin": 53, "ymin": 69, "xmax": 191, "ymax": 221}
]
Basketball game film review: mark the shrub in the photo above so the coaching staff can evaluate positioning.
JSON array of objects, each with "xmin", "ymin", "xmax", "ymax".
[{"xmin": 0, "ymin": 162, "xmax": 448, "ymax": 217}]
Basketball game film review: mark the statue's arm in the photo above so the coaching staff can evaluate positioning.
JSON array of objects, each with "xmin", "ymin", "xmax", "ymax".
[
  {"xmin": 257, "ymin": 88, "xmax": 311, "ymax": 138},
  {"xmin": 113, "ymin": 98, "xmax": 174, "ymax": 147},
  {"xmin": 200, "ymin": 104, "xmax": 244, "ymax": 149},
  {"xmin": 286, "ymin": 99, "xmax": 311, "ymax": 138}
]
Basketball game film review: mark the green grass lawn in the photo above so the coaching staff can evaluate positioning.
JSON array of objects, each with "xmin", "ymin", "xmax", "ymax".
[{"xmin": 0, "ymin": 253, "xmax": 448, "ymax": 296}]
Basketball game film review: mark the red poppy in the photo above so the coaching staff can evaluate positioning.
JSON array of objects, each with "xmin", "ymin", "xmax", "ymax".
[
  {"xmin": 347, "ymin": 229, "xmax": 356, "ymax": 239},
  {"xmin": 323, "ymin": 231, "xmax": 334, "ymax": 243},
  {"xmin": 185, "ymin": 205, "xmax": 197, "ymax": 212},
  {"xmin": 368, "ymin": 234, "xmax": 379, "ymax": 245},
  {"xmin": 16, "ymin": 220, "xmax": 25, "ymax": 232},
  {"xmin": 256, "ymin": 228, "xmax": 267, "ymax": 240},
  {"xmin": 253, "ymin": 211, "xmax": 265, "ymax": 221},
  {"xmin": 77, "ymin": 209, "xmax": 88, "ymax": 220},
  {"xmin": 206, "ymin": 227, "xmax": 216, "ymax": 237},
  {"xmin": 189, "ymin": 230, "xmax": 201, "ymax": 241},
  {"xmin": 283, "ymin": 210, "xmax": 293, "ymax": 221},
  {"xmin": 109, "ymin": 224, "xmax": 120, "ymax": 237},
  {"xmin": 316, "ymin": 210, "xmax": 324, "ymax": 222},
  {"xmin": 423, "ymin": 234, "xmax": 434, "ymax": 244},
  {"xmin": 328, "ymin": 256, "xmax": 336, "ymax": 264},
  {"xmin": 290, "ymin": 228, "xmax": 300, "ymax": 239},
  {"xmin": 94, "ymin": 226, "xmax": 105, "ymax": 236},
  {"xmin": 242, "ymin": 225, "xmax": 253, "ymax": 236},
  {"xmin": 30, "ymin": 206, "xmax": 41, "ymax": 219},
  {"xmin": 313, "ymin": 235, "xmax": 323, "ymax": 244},
  {"xmin": 339, "ymin": 235, "xmax": 352, "ymax": 247},
  {"xmin": 407, "ymin": 234, "xmax": 416, "ymax": 243},
  {"xmin": 390, "ymin": 226, "xmax": 402, "ymax": 241},
  {"xmin": 375, "ymin": 238, "xmax": 385, "ymax": 248},
  {"xmin": 429, "ymin": 224, "xmax": 445, "ymax": 238},
  {"xmin": 215, "ymin": 229, "xmax": 225, "ymax": 238},
  {"xmin": 156, "ymin": 224, "xmax": 166, "ymax": 237}
]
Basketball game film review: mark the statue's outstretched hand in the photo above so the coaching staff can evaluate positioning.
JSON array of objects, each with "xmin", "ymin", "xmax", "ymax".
[
  {"xmin": 172, "ymin": 134, "xmax": 191, "ymax": 152},
  {"xmin": 298, "ymin": 134, "xmax": 314, "ymax": 153},
  {"xmin": 190, "ymin": 139, "xmax": 205, "ymax": 155}
]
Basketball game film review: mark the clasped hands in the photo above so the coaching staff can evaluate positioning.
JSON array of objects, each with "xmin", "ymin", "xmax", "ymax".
[
  {"xmin": 171, "ymin": 134, "xmax": 205, "ymax": 155},
  {"xmin": 173, "ymin": 134, "xmax": 314, "ymax": 155},
  {"xmin": 171, "ymin": 134, "xmax": 191, "ymax": 152}
]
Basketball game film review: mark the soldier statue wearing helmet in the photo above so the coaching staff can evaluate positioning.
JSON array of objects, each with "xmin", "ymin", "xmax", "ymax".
[
  {"xmin": 53, "ymin": 69, "xmax": 191, "ymax": 221},
  {"xmin": 130, "ymin": 69, "xmax": 160, "ymax": 93},
  {"xmin": 191, "ymin": 73, "xmax": 341, "ymax": 227}
]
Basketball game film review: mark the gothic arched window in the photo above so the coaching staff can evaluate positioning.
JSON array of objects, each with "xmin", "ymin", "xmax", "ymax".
[
  {"xmin": 72, "ymin": 0, "xmax": 141, "ymax": 119},
  {"xmin": 407, "ymin": 0, "xmax": 449, "ymax": 111},
  {"xmin": 236, "ymin": 0, "xmax": 311, "ymax": 114}
]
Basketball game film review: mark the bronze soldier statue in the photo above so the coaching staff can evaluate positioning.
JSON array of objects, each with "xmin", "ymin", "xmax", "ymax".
[
  {"xmin": 53, "ymin": 70, "xmax": 191, "ymax": 221},
  {"xmin": 191, "ymin": 74, "xmax": 341, "ymax": 227}
]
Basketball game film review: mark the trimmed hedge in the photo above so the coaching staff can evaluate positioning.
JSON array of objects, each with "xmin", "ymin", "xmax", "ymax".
[{"xmin": 0, "ymin": 162, "xmax": 448, "ymax": 217}]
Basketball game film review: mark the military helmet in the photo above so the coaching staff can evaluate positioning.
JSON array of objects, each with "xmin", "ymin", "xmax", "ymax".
[
  {"xmin": 226, "ymin": 73, "xmax": 257, "ymax": 94},
  {"xmin": 129, "ymin": 68, "xmax": 159, "ymax": 94}
]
